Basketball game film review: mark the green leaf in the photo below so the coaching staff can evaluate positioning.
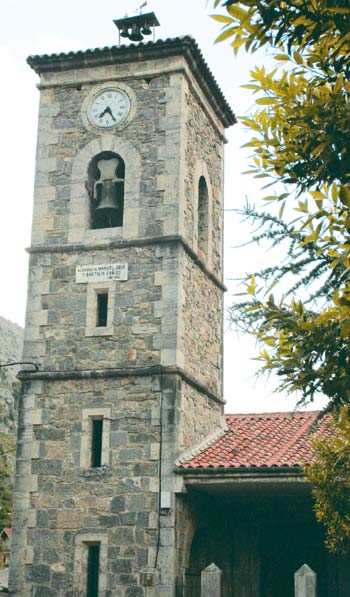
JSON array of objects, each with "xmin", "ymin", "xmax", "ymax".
[
  {"xmin": 339, "ymin": 185, "xmax": 350, "ymax": 207},
  {"xmin": 214, "ymin": 27, "xmax": 236, "ymax": 44},
  {"xmin": 210, "ymin": 14, "xmax": 234, "ymax": 24},
  {"xmin": 255, "ymin": 97, "xmax": 277, "ymax": 105},
  {"xmin": 275, "ymin": 54, "xmax": 290, "ymax": 61},
  {"xmin": 293, "ymin": 51, "xmax": 304, "ymax": 65}
]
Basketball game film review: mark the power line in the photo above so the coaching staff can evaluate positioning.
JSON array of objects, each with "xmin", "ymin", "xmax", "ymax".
[
  {"xmin": 0, "ymin": 361, "xmax": 38, "ymax": 371},
  {"xmin": 0, "ymin": 448, "xmax": 16, "ymax": 457}
]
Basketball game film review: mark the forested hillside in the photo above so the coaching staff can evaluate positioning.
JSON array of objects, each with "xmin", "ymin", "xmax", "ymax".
[
  {"xmin": 0, "ymin": 316, "xmax": 23, "ymax": 533},
  {"xmin": 0, "ymin": 317, "xmax": 23, "ymax": 436}
]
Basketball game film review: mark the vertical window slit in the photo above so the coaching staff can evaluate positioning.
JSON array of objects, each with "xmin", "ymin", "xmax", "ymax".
[
  {"xmin": 96, "ymin": 292, "xmax": 108, "ymax": 327},
  {"xmin": 198, "ymin": 175, "xmax": 209, "ymax": 259},
  {"xmin": 91, "ymin": 418, "xmax": 103, "ymax": 468},
  {"xmin": 87, "ymin": 543, "xmax": 100, "ymax": 597}
]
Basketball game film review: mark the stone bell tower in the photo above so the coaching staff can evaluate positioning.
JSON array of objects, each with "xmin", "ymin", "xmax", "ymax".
[{"xmin": 9, "ymin": 14, "xmax": 235, "ymax": 596}]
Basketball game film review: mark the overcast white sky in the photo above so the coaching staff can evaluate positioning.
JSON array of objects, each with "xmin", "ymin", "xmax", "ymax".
[{"xmin": 0, "ymin": 0, "xmax": 324, "ymax": 413}]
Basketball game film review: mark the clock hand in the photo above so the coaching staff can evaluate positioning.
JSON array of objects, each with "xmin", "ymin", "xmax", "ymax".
[
  {"xmin": 104, "ymin": 106, "xmax": 116, "ymax": 122},
  {"xmin": 99, "ymin": 106, "xmax": 116, "ymax": 122}
]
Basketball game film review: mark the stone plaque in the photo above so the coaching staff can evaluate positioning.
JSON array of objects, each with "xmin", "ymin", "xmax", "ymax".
[{"xmin": 76, "ymin": 263, "xmax": 128, "ymax": 283}]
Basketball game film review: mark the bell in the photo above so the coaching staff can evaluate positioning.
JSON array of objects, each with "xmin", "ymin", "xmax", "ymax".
[
  {"xmin": 141, "ymin": 25, "xmax": 152, "ymax": 35},
  {"xmin": 96, "ymin": 180, "xmax": 119, "ymax": 211},
  {"xmin": 120, "ymin": 25, "xmax": 129, "ymax": 38},
  {"xmin": 129, "ymin": 24, "xmax": 143, "ymax": 42}
]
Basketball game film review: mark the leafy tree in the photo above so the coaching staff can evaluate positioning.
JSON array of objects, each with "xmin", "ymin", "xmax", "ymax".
[
  {"xmin": 211, "ymin": 0, "xmax": 350, "ymax": 552},
  {"xmin": 212, "ymin": 0, "xmax": 350, "ymax": 409},
  {"xmin": 305, "ymin": 407, "xmax": 350, "ymax": 554}
]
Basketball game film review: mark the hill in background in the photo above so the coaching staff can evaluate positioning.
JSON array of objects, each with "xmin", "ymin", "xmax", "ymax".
[
  {"xmin": 0, "ymin": 317, "xmax": 23, "ymax": 536},
  {"xmin": 0, "ymin": 317, "xmax": 23, "ymax": 436}
]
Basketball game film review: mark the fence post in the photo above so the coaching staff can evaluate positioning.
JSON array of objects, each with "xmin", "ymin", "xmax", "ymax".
[
  {"xmin": 294, "ymin": 564, "xmax": 317, "ymax": 597},
  {"xmin": 201, "ymin": 562, "xmax": 222, "ymax": 597}
]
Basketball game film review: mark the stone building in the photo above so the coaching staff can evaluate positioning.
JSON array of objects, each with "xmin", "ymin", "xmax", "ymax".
[{"xmin": 8, "ymin": 17, "xmax": 350, "ymax": 597}]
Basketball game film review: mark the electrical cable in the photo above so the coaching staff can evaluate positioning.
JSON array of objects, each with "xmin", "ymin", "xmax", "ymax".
[
  {"xmin": 154, "ymin": 370, "xmax": 163, "ymax": 570},
  {"xmin": 0, "ymin": 448, "xmax": 16, "ymax": 457},
  {"xmin": 0, "ymin": 362, "xmax": 39, "ymax": 371}
]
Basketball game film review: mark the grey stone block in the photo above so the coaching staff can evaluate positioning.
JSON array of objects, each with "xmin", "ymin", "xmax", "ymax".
[
  {"xmin": 111, "ymin": 559, "xmax": 132, "ymax": 574},
  {"xmin": 28, "ymin": 564, "xmax": 51, "ymax": 583},
  {"xmin": 111, "ymin": 495, "xmax": 126, "ymax": 513},
  {"xmin": 125, "ymin": 587, "xmax": 144, "ymax": 597}
]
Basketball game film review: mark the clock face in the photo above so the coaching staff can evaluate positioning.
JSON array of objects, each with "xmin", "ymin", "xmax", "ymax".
[{"xmin": 88, "ymin": 88, "xmax": 131, "ymax": 129}]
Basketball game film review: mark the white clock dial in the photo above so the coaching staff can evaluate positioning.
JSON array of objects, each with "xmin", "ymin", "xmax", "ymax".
[{"xmin": 88, "ymin": 88, "xmax": 131, "ymax": 129}]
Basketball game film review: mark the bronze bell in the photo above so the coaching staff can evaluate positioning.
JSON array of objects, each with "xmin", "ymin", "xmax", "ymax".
[
  {"xmin": 129, "ymin": 24, "xmax": 143, "ymax": 42},
  {"xmin": 120, "ymin": 25, "xmax": 129, "ymax": 38},
  {"xmin": 141, "ymin": 24, "xmax": 152, "ymax": 35},
  {"xmin": 96, "ymin": 180, "xmax": 119, "ymax": 211}
]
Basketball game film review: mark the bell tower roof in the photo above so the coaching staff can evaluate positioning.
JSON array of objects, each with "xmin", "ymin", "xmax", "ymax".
[
  {"xmin": 27, "ymin": 35, "xmax": 236, "ymax": 129},
  {"xmin": 113, "ymin": 11, "xmax": 160, "ymax": 43}
]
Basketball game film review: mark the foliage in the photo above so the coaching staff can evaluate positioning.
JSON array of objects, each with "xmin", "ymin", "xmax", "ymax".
[
  {"xmin": 305, "ymin": 407, "xmax": 350, "ymax": 553},
  {"xmin": 0, "ymin": 433, "xmax": 15, "ymax": 531},
  {"xmin": 212, "ymin": 0, "xmax": 350, "ymax": 552},
  {"xmin": 212, "ymin": 0, "xmax": 350, "ymax": 57},
  {"xmin": 212, "ymin": 0, "xmax": 350, "ymax": 412}
]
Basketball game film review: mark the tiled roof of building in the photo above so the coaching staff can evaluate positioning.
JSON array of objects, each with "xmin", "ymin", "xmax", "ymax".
[
  {"xmin": 178, "ymin": 411, "xmax": 333, "ymax": 471},
  {"xmin": 0, "ymin": 528, "xmax": 11, "ymax": 539}
]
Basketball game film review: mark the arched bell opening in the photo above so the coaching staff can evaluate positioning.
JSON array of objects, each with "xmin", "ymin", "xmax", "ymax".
[{"xmin": 87, "ymin": 151, "xmax": 125, "ymax": 229}]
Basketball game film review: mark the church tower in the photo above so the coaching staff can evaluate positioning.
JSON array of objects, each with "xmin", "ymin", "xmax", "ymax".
[{"xmin": 9, "ymin": 16, "xmax": 235, "ymax": 596}]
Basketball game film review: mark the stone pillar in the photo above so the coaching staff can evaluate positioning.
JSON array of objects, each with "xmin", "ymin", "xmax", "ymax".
[
  {"xmin": 201, "ymin": 562, "xmax": 222, "ymax": 597},
  {"xmin": 294, "ymin": 564, "xmax": 317, "ymax": 597}
]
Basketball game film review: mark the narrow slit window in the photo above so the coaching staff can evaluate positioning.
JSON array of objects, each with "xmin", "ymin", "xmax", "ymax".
[
  {"xmin": 87, "ymin": 543, "xmax": 100, "ymax": 597},
  {"xmin": 91, "ymin": 418, "xmax": 103, "ymax": 468},
  {"xmin": 96, "ymin": 293, "xmax": 108, "ymax": 327},
  {"xmin": 198, "ymin": 176, "xmax": 209, "ymax": 259}
]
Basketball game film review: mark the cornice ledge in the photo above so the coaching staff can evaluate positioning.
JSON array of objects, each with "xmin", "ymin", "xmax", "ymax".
[
  {"xmin": 18, "ymin": 363, "xmax": 224, "ymax": 405},
  {"xmin": 27, "ymin": 234, "xmax": 227, "ymax": 291}
]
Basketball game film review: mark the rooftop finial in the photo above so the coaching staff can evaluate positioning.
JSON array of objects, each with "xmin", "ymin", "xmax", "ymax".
[
  {"xmin": 136, "ymin": 1, "xmax": 148, "ymax": 15},
  {"xmin": 114, "ymin": 10, "xmax": 160, "ymax": 45}
]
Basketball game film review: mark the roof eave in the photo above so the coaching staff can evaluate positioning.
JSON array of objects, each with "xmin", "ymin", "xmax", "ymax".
[
  {"xmin": 27, "ymin": 36, "xmax": 236, "ymax": 129},
  {"xmin": 175, "ymin": 466, "xmax": 310, "ymax": 496},
  {"xmin": 175, "ymin": 465, "xmax": 305, "ymax": 477}
]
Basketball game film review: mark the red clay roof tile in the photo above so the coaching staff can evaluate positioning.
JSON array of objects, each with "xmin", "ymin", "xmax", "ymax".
[{"xmin": 178, "ymin": 411, "xmax": 334, "ymax": 470}]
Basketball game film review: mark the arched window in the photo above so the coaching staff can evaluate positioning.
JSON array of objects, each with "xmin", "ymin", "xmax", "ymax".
[
  {"xmin": 198, "ymin": 176, "xmax": 209, "ymax": 259},
  {"xmin": 87, "ymin": 152, "xmax": 125, "ymax": 229}
]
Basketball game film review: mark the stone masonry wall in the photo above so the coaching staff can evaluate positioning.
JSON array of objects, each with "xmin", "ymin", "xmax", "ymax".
[
  {"xmin": 180, "ymin": 251, "xmax": 223, "ymax": 396},
  {"xmin": 19, "ymin": 375, "xmax": 161, "ymax": 596},
  {"xmin": 31, "ymin": 62, "xmax": 184, "ymax": 249},
  {"xmin": 177, "ymin": 380, "xmax": 223, "ymax": 454},
  {"xmin": 183, "ymin": 87, "xmax": 224, "ymax": 275},
  {"xmin": 10, "ymin": 46, "xmax": 229, "ymax": 596},
  {"xmin": 23, "ymin": 245, "xmax": 171, "ymax": 370}
]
